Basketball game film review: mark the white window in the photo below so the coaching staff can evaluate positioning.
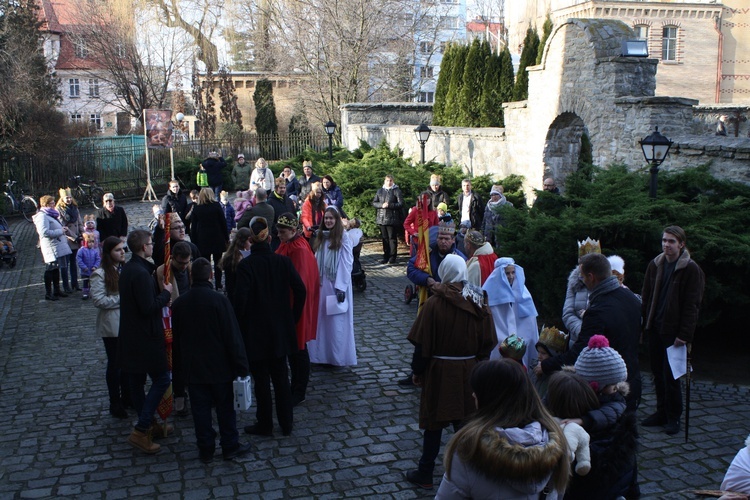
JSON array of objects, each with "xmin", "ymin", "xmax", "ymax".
[
  {"xmin": 420, "ymin": 66, "xmax": 434, "ymax": 78},
  {"xmin": 88, "ymin": 79, "xmax": 100, "ymax": 97},
  {"xmin": 420, "ymin": 42, "xmax": 434, "ymax": 54},
  {"xmin": 662, "ymin": 26, "xmax": 677, "ymax": 61},
  {"xmin": 70, "ymin": 113, "xmax": 82, "ymax": 123},
  {"xmin": 440, "ymin": 16, "xmax": 460, "ymax": 30},
  {"xmin": 418, "ymin": 91, "xmax": 434, "ymax": 103},
  {"xmin": 634, "ymin": 25, "xmax": 649, "ymax": 40},
  {"xmin": 69, "ymin": 78, "xmax": 80, "ymax": 97},
  {"xmin": 74, "ymin": 40, "xmax": 88, "ymax": 58},
  {"xmin": 116, "ymin": 43, "xmax": 126, "ymax": 58},
  {"xmin": 439, "ymin": 41, "xmax": 448, "ymax": 53},
  {"xmin": 90, "ymin": 113, "xmax": 102, "ymax": 130}
]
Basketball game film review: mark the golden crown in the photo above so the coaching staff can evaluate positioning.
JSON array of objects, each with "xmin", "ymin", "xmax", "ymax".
[
  {"xmin": 538, "ymin": 326, "xmax": 569, "ymax": 354},
  {"xmin": 276, "ymin": 214, "xmax": 299, "ymax": 229},
  {"xmin": 578, "ymin": 237, "xmax": 601, "ymax": 257}
]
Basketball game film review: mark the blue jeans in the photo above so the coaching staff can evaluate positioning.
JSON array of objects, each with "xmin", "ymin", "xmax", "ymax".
[
  {"xmin": 211, "ymin": 184, "xmax": 223, "ymax": 201},
  {"xmin": 69, "ymin": 248, "xmax": 79, "ymax": 289},
  {"xmin": 188, "ymin": 383, "xmax": 238, "ymax": 454},
  {"xmin": 128, "ymin": 370, "xmax": 171, "ymax": 431}
]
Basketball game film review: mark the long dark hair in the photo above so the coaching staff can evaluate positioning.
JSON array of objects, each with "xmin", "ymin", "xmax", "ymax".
[
  {"xmin": 443, "ymin": 359, "xmax": 570, "ymax": 491},
  {"xmin": 101, "ymin": 236, "xmax": 123, "ymax": 294},
  {"xmin": 312, "ymin": 207, "xmax": 344, "ymax": 253},
  {"xmin": 220, "ymin": 227, "xmax": 252, "ymax": 272}
]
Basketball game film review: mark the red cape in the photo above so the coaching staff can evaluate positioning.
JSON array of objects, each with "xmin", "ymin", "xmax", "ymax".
[
  {"xmin": 276, "ymin": 236, "xmax": 321, "ymax": 349},
  {"xmin": 478, "ymin": 253, "xmax": 498, "ymax": 286}
]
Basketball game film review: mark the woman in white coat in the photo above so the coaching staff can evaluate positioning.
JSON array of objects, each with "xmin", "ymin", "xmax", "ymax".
[
  {"xmin": 482, "ymin": 257, "xmax": 539, "ymax": 369},
  {"xmin": 91, "ymin": 236, "xmax": 128, "ymax": 419},
  {"xmin": 308, "ymin": 206, "xmax": 357, "ymax": 367},
  {"xmin": 33, "ymin": 195, "xmax": 72, "ymax": 301}
]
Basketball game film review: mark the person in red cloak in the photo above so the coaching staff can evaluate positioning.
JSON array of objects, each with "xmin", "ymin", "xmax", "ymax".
[{"xmin": 275, "ymin": 212, "xmax": 321, "ymax": 406}]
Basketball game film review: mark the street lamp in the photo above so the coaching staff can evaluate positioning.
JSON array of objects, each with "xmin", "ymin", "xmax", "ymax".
[
  {"xmin": 639, "ymin": 126, "xmax": 673, "ymax": 199},
  {"xmin": 324, "ymin": 120, "xmax": 336, "ymax": 159},
  {"xmin": 414, "ymin": 123, "xmax": 432, "ymax": 165}
]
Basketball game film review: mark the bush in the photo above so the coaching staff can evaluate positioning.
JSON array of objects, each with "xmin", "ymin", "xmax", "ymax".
[{"xmin": 497, "ymin": 164, "xmax": 750, "ymax": 343}]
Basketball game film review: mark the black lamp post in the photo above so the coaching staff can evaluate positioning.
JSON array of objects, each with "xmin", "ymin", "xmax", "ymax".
[
  {"xmin": 324, "ymin": 121, "xmax": 336, "ymax": 159},
  {"xmin": 414, "ymin": 123, "xmax": 432, "ymax": 165},
  {"xmin": 639, "ymin": 126, "xmax": 673, "ymax": 199}
]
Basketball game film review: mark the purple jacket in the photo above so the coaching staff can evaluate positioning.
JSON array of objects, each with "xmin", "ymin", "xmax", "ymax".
[{"xmin": 76, "ymin": 247, "xmax": 101, "ymax": 276}]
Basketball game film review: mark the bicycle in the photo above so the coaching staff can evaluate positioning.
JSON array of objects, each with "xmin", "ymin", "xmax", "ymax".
[
  {"xmin": 69, "ymin": 176, "xmax": 105, "ymax": 209},
  {"xmin": 2, "ymin": 179, "xmax": 38, "ymax": 222}
]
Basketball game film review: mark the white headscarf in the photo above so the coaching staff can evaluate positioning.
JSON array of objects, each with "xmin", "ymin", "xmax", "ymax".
[{"xmin": 438, "ymin": 254, "xmax": 467, "ymax": 284}]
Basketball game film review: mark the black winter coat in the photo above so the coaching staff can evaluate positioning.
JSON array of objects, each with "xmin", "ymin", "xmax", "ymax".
[
  {"xmin": 428, "ymin": 189, "xmax": 449, "ymax": 211},
  {"xmin": 172, "ymin": 281, "xmax": 249, "ymax": 384},
  {"xmin": 190, "ymin": 202, "xmax": 229, "ymax": 256},
  {"xmin": 298, "ymin": 174, "xmax": 321, "ymax": 202},
  {"xmin": 118, "ymin": 254, "xmax": 172, "ymax": 373},
  {"xmin": 96, "ymin": 206, "xmax": 128, "ymax": 241},
  {"xmin": 160, "ymin": 191, "xmax": 188, "ymax": 220},
  {"xmin": 201, "ymin": 157, "xmax": 226, "ymax": 187},
  {"xmin": 232, "ymin": 243, "xmax": 306, "ymax": 362},
  {"xmin": 372, "ymin": 186, "xmax": 404, "ymax": 226},
  {"xmin": 542, "ymin": 277, "xmax": 642, "ymax": 408},
  {"xmin": 455, "ymin": 192, "xmax": 484, "ymax": 229}
]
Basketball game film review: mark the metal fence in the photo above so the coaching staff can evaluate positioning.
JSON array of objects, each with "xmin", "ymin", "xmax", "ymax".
[{"xmin": 0, "ymin": 132, "xmax": 331, "ymax": 200}]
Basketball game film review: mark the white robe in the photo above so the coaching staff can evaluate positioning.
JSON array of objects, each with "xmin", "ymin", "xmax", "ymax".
[
  {"xmin": 488, "ymin": 303, "xmax": 539, "ymax": 368},
  {"xmin": 308, "ymin": 231, "xmax": 357, "ymax": 366}
]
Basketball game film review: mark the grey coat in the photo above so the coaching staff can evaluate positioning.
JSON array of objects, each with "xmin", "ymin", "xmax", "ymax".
[
  {"xmin": 562, "ymin": 267, "xmax": 589, "ymax": 345},
  {"xmin": 33, "ymin": 211, "xmax": 72, "ymax": 264},
  {"xmin": 91, "ymin": 267, "xmax": 120, "ymax": 338}
]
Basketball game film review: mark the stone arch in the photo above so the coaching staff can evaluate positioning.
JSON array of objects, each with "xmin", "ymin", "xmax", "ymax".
[{"xmin": 543, "ymin": 112, "xmax": 586, "ymax": 184}]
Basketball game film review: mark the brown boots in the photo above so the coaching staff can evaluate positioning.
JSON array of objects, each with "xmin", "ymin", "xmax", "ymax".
[{"xmin": 128, "ymin": 429, "xmax": 160, "ymax": 454}]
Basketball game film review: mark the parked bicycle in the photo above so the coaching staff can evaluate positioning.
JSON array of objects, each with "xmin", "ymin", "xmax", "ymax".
[
  {"xmin": 2, "ymin": 179, "xmax": 38, "ymax": 222},
  {"xmin": 69, "ymin": 176, "xmax": 105, "ymax": 209}
]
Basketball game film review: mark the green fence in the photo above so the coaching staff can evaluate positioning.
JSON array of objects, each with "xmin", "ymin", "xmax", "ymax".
[{"xmin": 0, "ymin": 132, "xmax": 331, "ymax": 200}]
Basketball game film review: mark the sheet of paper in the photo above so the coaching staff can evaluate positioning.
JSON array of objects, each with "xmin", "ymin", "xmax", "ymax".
[{"xmin": 667, "ymin": 344, "xmax": 688, "ymax": 379}]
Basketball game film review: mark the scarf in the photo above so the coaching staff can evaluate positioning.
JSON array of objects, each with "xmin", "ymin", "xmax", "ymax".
[
  {"xmin": 41, "ymin": 207, "xmax": 60, "ymax": 220},
  {"xmin": 482, "ymin": 257, "xmax": 538, "ymax": 318},
  {"xmin": 487, "ymin": 194, "xmax": 508, "ymax": 210},
  {"xmin": 588, "ymin": 275, "xmax": 621, "ymax": 303},
  {"xmin": 315, "ymin": 230, "xmax": 339, "ymax": 282},
  {"xmin": 60, "ymin": 204, "xmax": 79, "ymax": 223}
]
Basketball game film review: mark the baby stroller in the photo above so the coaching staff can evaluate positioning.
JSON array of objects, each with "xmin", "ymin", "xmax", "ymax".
[
  {"xmin": 346, "ymin": 220, "xmax": 366, "ymax": 292},
  {"xmin": 0, "ymin": 216, "xmax": 17, "ymax": 268},
  {"xmin": 351, "ymin": 238, "xmax": 366, "ymax": 292}
]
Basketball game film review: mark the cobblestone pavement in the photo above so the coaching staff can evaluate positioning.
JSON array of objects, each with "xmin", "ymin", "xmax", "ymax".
[{"xmin": 1, "ymin": 201, "xmax": 748, "ymax": 499}]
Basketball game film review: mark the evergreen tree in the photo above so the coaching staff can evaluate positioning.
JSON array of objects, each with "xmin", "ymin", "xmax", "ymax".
[
  {"xmin": 288, "ymin": 102, "xmax": 311, "ymax": 136},
  {"xmin": 0, "ymin": 0, "xmax": 64, "ymax": 155},
  {"xmin": 432, "ymin": 43, "xmax": 454, "ymax": 126},
  {"xmin": 499, "ymin": 47, "xmax": 515, "ymax": 104},
  {"xmin": 218, "ymin": 67, "xmax": 243, "ymax": 127},
  {"xmin": 536, "ymin": 16, "xmax": 554, "ymax": 65},
  {"xmin": 460, "ymin": 38, "xmax": 486, "ymax": 127},
  {"xmin": 254, "ymin": 78, "xmax": 278, "ymax": 157},
  {"xmin": 512, "ymin": 28, "xmax": 540, "ymax": 101},
  {"xmin": 444, "ymin": 44, "xmax": 468, "ymax": 125},
  {"xmin": 479, "ymin": 51, "xmax": 503, "ymax": 127},
  {"xmin": 201, "ymin": 69, "xmax": 217, "ymax": 139}
]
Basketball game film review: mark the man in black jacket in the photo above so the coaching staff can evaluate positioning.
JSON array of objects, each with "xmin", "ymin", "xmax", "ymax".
[
  {"xmin": 535, "ymin": 252, "xmax": 642, "ymax": 411},
  {"xmin": 118, "ymin": 229, "xmax": 172, "ymax": 454},
  {"xmin": 233, "ymin": 217, "xmax": 306, "ymax": 437},
  {"xmin": 372, "ymin": 174, "xmax": 404, "ymax": 264},
  {"xmin": 267, "ymin": 177, "xmax": 297, "ymax": 250},
  {"xmin": 172, "ymin": 258, "xmax": 252, "ymax": 463},
  {"xmin": 455, "ymin": 178, "xmax": 483, "ymax": 230},
  {"xmin": 96, "ymin": 192, "xmax": 128, "ymax": 244},
  {"xmin": 160, "ymin": 179, "xmax": 188, "ymax": 221}
]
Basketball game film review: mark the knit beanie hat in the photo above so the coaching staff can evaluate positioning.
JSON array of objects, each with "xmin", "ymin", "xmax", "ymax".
[
  {"xmin": 574, "ymin": 335, "xmax": 627, "ymax": 391},
  {"xmin": 436, "ymin": 202, "xmax": 448, "ymax": 213}
]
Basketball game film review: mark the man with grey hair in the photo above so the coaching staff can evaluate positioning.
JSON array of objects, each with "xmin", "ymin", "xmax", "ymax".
[
  {"xmin": 96, "ymin": 192, "xmax": 128, "ymax": 244},
  {"xmin": 237, "ymin": 187, "xmax": 274, "ymax": 231}
]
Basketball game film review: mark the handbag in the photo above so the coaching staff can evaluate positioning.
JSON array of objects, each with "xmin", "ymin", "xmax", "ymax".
[
  {"xmin": 196, "ymin": 170, "xmax": 208, "ymax": 187},
  {"xmin": 326, "ymin": 294, "xmax": 348, "ymax": 315},
  {"xmin": 233, "ymin": 376, "xmax": 252, "ymax": 411}
]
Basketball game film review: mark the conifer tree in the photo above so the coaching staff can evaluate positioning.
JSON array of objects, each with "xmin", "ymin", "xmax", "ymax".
[
  {"xmin": 536, "ymin": 16, "xmax": 554, "ymax": 65},
  {"xmin": 479, "ymin": 51, "xmax": 503, "ymax": 127},
  {"xmin": 512, "ymin": 28, "xmax": 540, "ymax": 101},
  {"xmin": 254, "ymin": 78, "xmax": 278, "ymax": 157},
  {"xmin": 459, "ymin": 39, "xmax": 485, "ymax": 126},
  {"xmin": 499, "ymin": 47, "xmax": 515, "ymax": 105},
  {"xmin": 432, "ymin": 43, "xmax": 454, "ymax": 126},
  {"xmin": 218, "ymin": 67, "xmax": 243, "ymax": 127},
  {"xmin": 444, "ymin": 44, "xmax": 468, "ymax": 125}
]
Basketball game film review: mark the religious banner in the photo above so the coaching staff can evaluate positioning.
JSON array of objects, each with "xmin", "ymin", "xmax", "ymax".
[{"xmin": 145, "ymin": 109, "xmax": 174, "ymax": 149}]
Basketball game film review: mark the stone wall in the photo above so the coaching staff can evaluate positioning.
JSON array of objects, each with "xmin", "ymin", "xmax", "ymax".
[{"xmin": 340, "ymin": 19, "xmax": 750, "ymax": 203}]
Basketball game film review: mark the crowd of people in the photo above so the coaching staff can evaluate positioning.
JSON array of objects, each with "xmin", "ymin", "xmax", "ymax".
[{"xmin": 33, "ymin": 162, "xmax": 745, "ymax": 498}]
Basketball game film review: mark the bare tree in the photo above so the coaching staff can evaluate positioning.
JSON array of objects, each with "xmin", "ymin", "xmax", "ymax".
[{"xmin": 68, "ymin": 1, "xmax": 193, "ymax": 125}]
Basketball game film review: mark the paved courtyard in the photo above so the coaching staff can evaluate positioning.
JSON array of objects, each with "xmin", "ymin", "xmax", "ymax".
[{"xmin": 0, "ymin": 200, "xmax": 748, "ymax": 499}]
